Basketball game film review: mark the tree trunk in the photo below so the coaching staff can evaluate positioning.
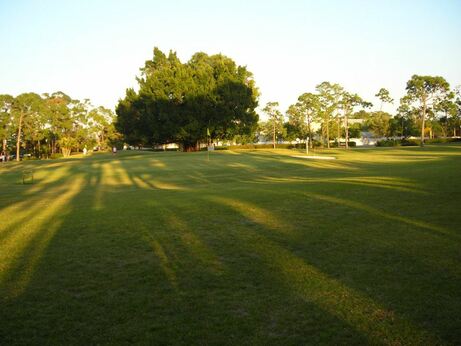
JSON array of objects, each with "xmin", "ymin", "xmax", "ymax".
[
  {"xmin": 326, "ymin": 116, "xmax": 330, "ymax": 148},
  {"xmin": 421, "ymin": 96, "xmax": 427, "ymax": 147},
  {"xmin": 16, "ymin": 112, "xmax": 24, "ymax": 162},
  {"xmin": 182, "ymin": 141, "xmax": 200, "ymax": 152},
  {"xmin": 2, "ymin": 138, "xmax": 6, "ymax": 154},
  {"xmin": 101, "ymin": 131, "xmax": 105, "ymax": 150},
  {"xmin": 336, "ymin": 114, "xmax": 340, "ymax": 144},
  {"xmin": 345, "ymin": 112, "xmax": 349, "ymax": 149},
  {"xmin": 61, "ymin": 147, "xmax": 71, "ymax": 157},
  {"xmin": 273, "ymin": 122, "xmax": 276, "ymax": 149}
]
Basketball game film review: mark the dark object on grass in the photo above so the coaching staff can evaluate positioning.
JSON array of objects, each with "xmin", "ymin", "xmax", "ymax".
[{"xmin": 22, "ymin": 170, "xmax": 34, "ymax": 184}]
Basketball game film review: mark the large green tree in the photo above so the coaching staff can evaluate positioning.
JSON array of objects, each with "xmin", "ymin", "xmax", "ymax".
[
  {"xmin": 454, "ymin": 87, "xmax": 461, "ymax": 137},
  {"xmin": 367, "ymin": 111, "xmax": 392, "ymax": 138},
  {"xmin": 88, "ymin": 106, "xmax": 118, "ymax": 150},
  {"xmin": 316, "ymin": 82, "xmax": 343, "ymax": 148},
  {"xmin": 375, "ymin": 88, "xmax": 394, "ymax": 111},
  {"xmin": 0, "ymin": 94, "xmax": 14, "ymax": 155},
  {"xmin": 116, "ymin": 48, "xmax": 259, "ymax": 151},
  {"xmin": 43, "ymin": 92, "xmax": 73, "ymax": 155},
  {"xmin": 262, "ymin": 101, "xmax": 284, "ymax": 149},
  {"xmin": 404, "ymin": 75, "xmax": 450, "ymax": 146},
  {"xmin": 286, "ymin": 93, "xmax": 320, "ymax": 151},
  {"xmin": 435, "ymin": 91, "xmax": 457, "ymax": 137},
  {"xmin": 340, "ymin": 92, "xmax": 371, "ymax": 149},
  {"xmin": 12, "ymin": 93, "xmax": 43, "ymax": 161}
]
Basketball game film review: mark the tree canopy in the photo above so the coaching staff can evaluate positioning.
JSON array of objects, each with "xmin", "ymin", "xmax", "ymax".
[
  {"xmin": 0, "ymin": 92, "xmax": 118, "ymax": 160},
  {"xmin": 404, "ymin": 75, "xmax": 450, "ymax": 146},
  {"xmin": 116, "ymin": 48, "xmax": 259, "ymax": 151}
]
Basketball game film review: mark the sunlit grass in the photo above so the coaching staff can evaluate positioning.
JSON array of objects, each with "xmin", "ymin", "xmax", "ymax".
[{"xmin": 0, "ymin": 145, "xmax": 460, "ymax": 344}]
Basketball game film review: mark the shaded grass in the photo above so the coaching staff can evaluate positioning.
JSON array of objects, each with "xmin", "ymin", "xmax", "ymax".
[{"xmin": 0, "ymin": 145, "xmax": 460, "ymax": 345}]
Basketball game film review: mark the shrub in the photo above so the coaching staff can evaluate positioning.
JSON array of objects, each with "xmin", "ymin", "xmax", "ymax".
[
  {"xmin": 228, "ymin": 143, "xmax": 293, "ymax": 150},
  {"xmin": 401, "ymin": 139, "xmax": 419, "ymax": 146},
  {"xmin": 50, "ymin": 153, "xmax": 64, "ymax": 159},
  {"xmin": 425, "ymin": 138, "xmax": 461, "ymax": 144},
  {"xmin": 375, "ymin": 138, "xmax": 461, "ymax": 147},
  {"xmin": 292, "ymin": 141, "xmax": 322, "ymax": 149},
  {"xmin": 331, "ymin": 141, "xmax": 357, "ymax": 148},
  {"xmin": 376, "ymin": 139, "xmax": 399, "ymax": 147},
  {"xmin": 153, "ymin": 148, "xmax": 179, "ymax": 152}
]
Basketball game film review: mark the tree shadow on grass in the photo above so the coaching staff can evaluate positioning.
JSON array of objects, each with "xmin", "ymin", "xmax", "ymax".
[
  {"xmin": 1, "ymin": 148, "xmax": 460, "ymax": 344},
  {"xmin": 1, "ymin": 185, "xmax": 373, "ymax": 345}
]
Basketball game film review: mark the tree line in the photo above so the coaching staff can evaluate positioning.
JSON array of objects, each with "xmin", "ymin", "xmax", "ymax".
[
  {"xmin": 115, "ymin": 48, "xmax": 460, "ymax": 150},
  {"xmin": 0, "ymin": 92, "xmax": 119, "ymax": 161},
  {"xmin": 3, "ymin": 48, "xmax": 460, "ymax": 158},
  {"xmin": 259, "ymin": 76, "xmax": 460, "ymax": 148}
]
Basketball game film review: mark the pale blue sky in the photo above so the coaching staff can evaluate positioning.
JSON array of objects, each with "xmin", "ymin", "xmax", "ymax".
[{"xmin": 1, "ymin": 0, "xmax": 460, "ymax": 115}]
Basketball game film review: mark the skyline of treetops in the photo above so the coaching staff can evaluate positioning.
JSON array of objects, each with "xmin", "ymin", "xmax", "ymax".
[{"xmin": 1, "ymin": 47, "xmax": 460, "ymax": 156}]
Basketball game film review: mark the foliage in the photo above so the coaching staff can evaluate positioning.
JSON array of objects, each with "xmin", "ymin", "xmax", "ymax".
[
  {"xmin": 286, "ymin": 92, "xmax": 320, "ymax": 148},
  {"xmin": 0, "ymin": 94, "xmax": 15, "ymax": 154},
  {"xmin": 0, "ymin": 92, "xmax": 119, "ymax": 159},
  {"xmin": 367, "ymin": 111, "xmax": 392, "ymax": 137},
  {"xmin": 375, "ymin": 88, "xmax": 394, "ymax": 110},
  {"xmin": 375, "ymin": 139, "xmax": 399, "ymax": 147},
  {"xmin": 404, "ymin": 75, "xmax": 450, "ymax": 145},
  {"xmin": 116, "ymin": 48, "xmax": 259, "ymax": 151},
  {"xmin": 261, "ymin": 102, "xmax": 284, "ymax": 148},
  {"xmin": 315, "ymin": 82, "xmax": 343, "ymax": 147}
]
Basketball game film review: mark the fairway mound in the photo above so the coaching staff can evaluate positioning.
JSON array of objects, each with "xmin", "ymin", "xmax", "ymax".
[{"xmin": 292, "ymin": 155, "xmax": 336, "ymax": 160}]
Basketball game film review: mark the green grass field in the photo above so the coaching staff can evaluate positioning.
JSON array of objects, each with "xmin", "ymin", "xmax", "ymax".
[{"xmin": 1, "ymin": 146, "xmax": 460, "ymax": 345}]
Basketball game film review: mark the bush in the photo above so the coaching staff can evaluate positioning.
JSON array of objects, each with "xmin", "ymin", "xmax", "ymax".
[
  {"xmin": 376, "ymin": 139, "xmax": 399, "ymax": 147},
  {"xmin": 375, "ymin": 137, "xmax": 461, "ymax": 147},
  {"xmin": 228, "ymin": 143, "xmax": 294, "ymax": 150},
  {"xmin": 424, "ymin": 137, "xmax": 461, "ymax": 144},
  {"xmin": 50, "ymin": 153, "xmax": 64, "ymax": 159},
  {"xmin": 330, "ymin": 141, "xmax": 357, "ymax": 148},
  {"xmin": 153, "ymin": 148, "xmax": 179, "ymax": 152},
  {"xmin": 292, "ymin": 141, "xmax": 322, "ymax": 149},
  {"xmin": 375, "ymin": 139, "xmax": 421, "ymax": 147},
  {"xmin": 401, "ymin": 139, "xmax": 419, "ymax": 146}
]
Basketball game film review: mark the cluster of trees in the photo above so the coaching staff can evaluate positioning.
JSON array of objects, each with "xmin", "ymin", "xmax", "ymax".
[
  {"xmin": 0, "ymin": 92, "xmax": 119, "ymax": 161},
  {"xmin": 116, "ymin": 47, "xmax": 460, "ymax": 151},
  {"xmin": 3, "ymin": 47, "xmax": 459, "ymax": 159},
  {"xmin": 260, "ymin": 83, "xmax": 372, "ymax": 149},
  {"xmin": 116, "ymin": 48, "xmax": 259, "ymax": 151},
  {"xmin": 259, "ymin": 76, "xmax": 461, "ymax": 148}
]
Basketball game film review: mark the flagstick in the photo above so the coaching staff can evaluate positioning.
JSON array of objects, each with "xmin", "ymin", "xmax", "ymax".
[{"xmin": 207, "ymin": 126, "xmax": 210, "ymax": 162}]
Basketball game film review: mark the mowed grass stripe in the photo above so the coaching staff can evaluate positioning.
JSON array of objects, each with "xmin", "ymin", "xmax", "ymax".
[{"xmin": 0, "ymin": 145, "xmax": 460, "ymax": 344}]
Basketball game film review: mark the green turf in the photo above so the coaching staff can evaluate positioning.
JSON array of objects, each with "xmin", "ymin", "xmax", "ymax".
[{"xmin": 1, "ymin": 146, "xmax": 460, "ymax": 345}]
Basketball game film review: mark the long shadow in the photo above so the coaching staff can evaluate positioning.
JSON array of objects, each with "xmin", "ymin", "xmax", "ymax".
[
  {"xmin": 1, "ymin": 147, "xmax": 460, "ymax": 344},
  {"xmin": 3, "ymin": 192, "xmax": 372, "ymax": 344},
  {"xmin": 192, "ymin": 171, "xmax": 461, "ymax": 343}
]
